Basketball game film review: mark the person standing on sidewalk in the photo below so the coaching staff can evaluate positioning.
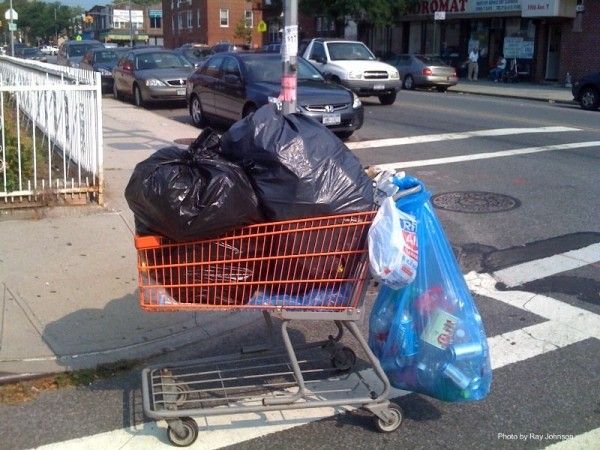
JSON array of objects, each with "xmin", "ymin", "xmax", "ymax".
[{"xmin": 467, "ymin": 47, "xmax": 479, "ymax": 81}]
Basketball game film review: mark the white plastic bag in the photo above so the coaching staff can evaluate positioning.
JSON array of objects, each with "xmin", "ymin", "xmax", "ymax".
[{"xmin": 368, "ymin": 196, "xmax": 418, "ymax": 289}]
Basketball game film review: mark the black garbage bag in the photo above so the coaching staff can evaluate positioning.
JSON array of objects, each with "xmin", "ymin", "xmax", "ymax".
[
  {"xmin": 125, "ymin": 129, "xmax": 263, "ymax": 241},
  {"xmin": 219, "ymin": 104, "xmax": 374, "ymax": 220}
]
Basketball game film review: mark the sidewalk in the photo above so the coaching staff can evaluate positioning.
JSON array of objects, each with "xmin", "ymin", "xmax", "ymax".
[
  {"xmin": 0, "ymin": 81, "xmax": 575, "ymax": 382},
  {"xmin": 448, "ymin": 79, "xmax": 575, "ymax": 104},
  {"xmin": 0, "ymin": 99, "xmax": 262, "ymax": 382}
]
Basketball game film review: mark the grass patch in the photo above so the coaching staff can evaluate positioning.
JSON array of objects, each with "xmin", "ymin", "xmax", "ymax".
[{"xmin": 0, "ymin": 359, "xmax": 140, "ymax": 405}]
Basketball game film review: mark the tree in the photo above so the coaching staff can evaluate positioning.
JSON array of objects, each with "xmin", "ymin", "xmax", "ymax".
[
  {"xmin": 0, "ymin": 1, "xmax": 83, "ymax": 44},
  {"xmin": 234, "ymin": 18, "xmax": 252, "ymax": 45}
]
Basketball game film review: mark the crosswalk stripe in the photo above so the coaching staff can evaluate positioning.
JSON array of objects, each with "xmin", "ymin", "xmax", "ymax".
[
  {"xmin": 33, "ymin": 263, "xmax": 600, "ymax": 449},
  {"xmin": 346, "ymin": 126, "xmax": 579, "ymax": 150},
  {"xmin": 492, "ymin": 243, "xmax": 600, "ymax": 288},
  {"xmin": 368, "ymin": 141, "xmax": 600, "ymax": 171},
  {"xmin": 544, "ymin": 427, "xmax": 600, "ymax": 449}
]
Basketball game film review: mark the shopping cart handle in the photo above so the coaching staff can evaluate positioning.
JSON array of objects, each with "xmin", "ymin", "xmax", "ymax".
[{"xmin": 392, "ymin": 184, "xmax": 422, "ymax": 201}]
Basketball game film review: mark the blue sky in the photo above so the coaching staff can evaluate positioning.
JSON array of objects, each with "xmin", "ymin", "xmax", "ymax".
[{"xmin": 48, "ymin": 0, "xmax": 111, "ymax": 11}]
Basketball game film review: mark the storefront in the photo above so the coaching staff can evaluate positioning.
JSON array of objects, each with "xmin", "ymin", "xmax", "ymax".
[{"xmin": 360, "ymin": 0, "xmax": 580, "ymax": 82}]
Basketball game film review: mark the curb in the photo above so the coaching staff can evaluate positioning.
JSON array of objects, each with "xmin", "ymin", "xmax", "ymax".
[{"xmin": 447, "ymin": 88, "xmax": 577, "ymax": 106}]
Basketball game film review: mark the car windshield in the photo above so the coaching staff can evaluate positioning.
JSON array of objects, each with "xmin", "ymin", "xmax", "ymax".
[
  {"xmin": 416, "ymin": 55, "xmax": 447, "ymax": 66},
  {"xmin": 244, "ymin": 57, "xmax": 323, "ymax": 83},
  {"xmin": 68, "ymin": 44, "xmax": 101, "ymax": 57},
  {"xmin": 327, "ymin": 42, "xmax": 375, "ymax": 61},
  {"xmin": 135, "ymin": 52, "xmax": 192, "ymax": 70},
  {"xmin": 183, "ymin": 48, "xmax": 211, "ymax": 61},
  {"xmin": 94, "ymin": 50, "xmax": 118, "ymax": 64}
]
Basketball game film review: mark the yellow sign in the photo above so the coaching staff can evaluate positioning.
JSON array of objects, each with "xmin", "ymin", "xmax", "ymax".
[
  {"xmin": 76, "ymin": 35, "xmax": 82, "ymax": 41},
  {"xmin": 257, "ymin": 20, "xmax": 267, "ymax": 33}
]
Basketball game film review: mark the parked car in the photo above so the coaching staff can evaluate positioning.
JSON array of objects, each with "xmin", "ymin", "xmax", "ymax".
[
  {"xmin": 262, "ymin": 43, "xmax": 281, "ymax": 53},
  {"xmin": 57, "ymin": 40, "xmax": 104, "ymax": 68},
  {"xmin": 302, "ymin": 38, "xmax": 401, "ymax": 105},
  {"xmin": 211, "ymin": 42, "xmax": 250, "ymax": 53},
  {"xmin": 20, "ymin": 47, "xmax": 48, "ymax": 62},
  {"xmin": 173, "ymin": 45, "xmax": 213, "ymax": 68},
  {"xmin": 112, "ymin": 48, "xmax": 194, "ymax": 107},
  {"xmin": 572, "ymin": 71, "xmax": 600, "ymax": 111},
  {"xmin": 186, "ymin": 53, "xmax": 363, "ymax": 139},
  {"xmin": 40, "ymin": 45, "xmax": 58, "ymax": 55},
  {"xmin": 80, "ymin": 47, "xmax": 128, "ymax": 92},
  {"xmin": 385, "ymin": 54, "xmax": 458, "ymax": 92}
]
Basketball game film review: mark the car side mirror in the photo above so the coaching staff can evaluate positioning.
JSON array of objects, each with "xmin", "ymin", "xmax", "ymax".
[
  {"xmin": 223, "ymin": 74, "xmax": 242, "ymax": 86},
  {"xmin": 315, "ymin": 56, "xmax": 326, "ymax": 64}
]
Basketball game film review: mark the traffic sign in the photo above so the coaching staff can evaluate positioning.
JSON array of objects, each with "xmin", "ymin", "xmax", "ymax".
[
  {"xmin": 8, "ymin": 22, "xmax": 16, "ymax": 31},
  {"xmin": 4, "ymin": 8, "xmax": 18, "ymax": 21},
  {"xmin": 257, "ymin": 20, "xmax": 267, "ymax": 33},
  {"xmin": 76, "ymin": 35, "xmax": 82, "ymax": 41}
]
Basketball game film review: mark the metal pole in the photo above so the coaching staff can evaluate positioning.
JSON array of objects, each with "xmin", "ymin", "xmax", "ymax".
[
  {"xmin": 9, "ymin": 0, "xmax": 14, "ymax": 57},
  {"xmin": 281, "ymin": 0, "xmax": 297, "ymax": 115},
  {"xmin": 129, "ymin": 0, "xmax": 133, "ymax": 47},
  {"xmin": 54, "ymin": 8, "xmax": 58, "ymax": 44}
]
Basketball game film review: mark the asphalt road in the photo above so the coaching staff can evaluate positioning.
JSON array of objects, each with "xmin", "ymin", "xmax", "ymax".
[{"xmin": 2, "ymin": 92, "xmax": 599, "ymax": 450}]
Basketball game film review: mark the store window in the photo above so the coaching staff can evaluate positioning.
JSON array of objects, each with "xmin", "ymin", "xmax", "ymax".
[
  {"xmin": 187, "ymin": 10, "xmax": 193, "ymax": 29},
  {"xmin": 220, "ymin": 9, "xmax": 229, "ymax": 27},
  {"xmin": 408, "ymin": 22, "xmax": 421, "ymax": 54}
]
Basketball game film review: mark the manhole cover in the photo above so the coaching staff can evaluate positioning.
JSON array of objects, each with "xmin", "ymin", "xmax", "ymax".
[
  {"xmin": 431, "ymin": 191, "xmax": 520, "ymax": 213},
  {"xmin": 173, "ymin": 138, "xmax": 195, "ymax": 145}
]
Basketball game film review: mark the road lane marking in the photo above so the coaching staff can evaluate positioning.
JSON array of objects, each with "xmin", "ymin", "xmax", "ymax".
[
  {"xmin": 544, "ymin": 427, "xmax": 600, "ymax": 449},
  {"xmin": 492, "ymin": 243, "xmax": 600, "ymax": 288},
  {"xmin": 346, "ymin": 126, "xmax": 579, "ymax": 150},
  {"xmin": 369, "ymin": 141, "xmax": 600, "ymax": 171},
  {"xmin": 34, "ymin": 264, "xmax": 600, "ymax": 449}
]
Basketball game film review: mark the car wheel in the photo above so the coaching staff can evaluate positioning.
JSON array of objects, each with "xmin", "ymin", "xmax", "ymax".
[
  {"xmin": 378, "ymin": 92, "xmax": 397, "ymax": 105},
  {"xmin": 189, "ymin": 95, "xmax": 205, "ymax": 127},
  {"xmin": 580, "ymin": 87, "xmax": 599, "ymax": 111},
  {"xmin": 335, "ymin": 130, "xmax": 354, "ymax": 140},
  {"xmin": 133, "ymin": 85, "xmax": 145, "ymax": 108},
  {"xmin": 403, "ymin": 75, "xmax": 414, "ymax": 90},
  {"xmin": 436, "ymin": 86, "xmax": 448, "ymax": 93},
  {"xmin": 242, "ymin": 103, "xmax": 257, "ymax": 118}
]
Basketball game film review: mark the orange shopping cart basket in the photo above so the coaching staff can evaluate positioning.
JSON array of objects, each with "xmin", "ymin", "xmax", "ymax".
[{"xmin": 137, "ymin": 210, "xmax": 406, "ymax": 447}]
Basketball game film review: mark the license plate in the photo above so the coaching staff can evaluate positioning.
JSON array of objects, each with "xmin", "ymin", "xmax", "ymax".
[
  {"xmin": 176, "ymin": 89, "xmax": 186, "ymax": 96},
  {"xmin": 374, "ymin": 84, "xmax": 385, "ymax": 90},
  {"xmin": 322, "ymin": 114, "xmax": 341, "ymax": 125}
]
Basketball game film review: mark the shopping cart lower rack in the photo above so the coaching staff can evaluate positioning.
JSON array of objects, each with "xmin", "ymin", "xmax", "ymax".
[{"xmin": 135, "ymin": 211, "xmax": 403, "ymax": 446}]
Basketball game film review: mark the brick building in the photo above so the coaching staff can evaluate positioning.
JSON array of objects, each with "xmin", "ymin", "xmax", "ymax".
[
  {"xmin": 558, "ymin": 1, "xmax": 600, "ymax": 80},
  {"xmin": 85, "ymin": 3, "xmax": 164, "ymax": 46},
  {"xmin": 162, "ymin": 0, "xmax": 266, "ymax": 49}
]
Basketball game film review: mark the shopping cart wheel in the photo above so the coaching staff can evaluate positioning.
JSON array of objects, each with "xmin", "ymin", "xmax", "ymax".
[
  {"xmin": 374, "ymin": 403, "xmax": 403, "ymax": 433},
  {"xmin": 331, "ymin": 347, "xmax": 356, "ymax": 372},
  {"xmin": 167, "ymin": 417, "xmax": 198, "ymax": 447}
]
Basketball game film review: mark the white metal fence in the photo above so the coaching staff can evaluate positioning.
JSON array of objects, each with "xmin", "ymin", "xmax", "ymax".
[{"xmin": 0, "ymin": 55, "xmax": 103, "ymax": 206}]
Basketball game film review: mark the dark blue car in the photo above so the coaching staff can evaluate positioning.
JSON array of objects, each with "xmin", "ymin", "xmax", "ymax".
[
  {"xmin": 572, "ymin": 71, "xmax": 600, "ymax": 111},
  {"xmin": 186, "ymin": 53, "xmax": 363, "ymax": 139},
  {"xmin": 80, "ymin": 47, "xmax": 128, "ymax": 92}
]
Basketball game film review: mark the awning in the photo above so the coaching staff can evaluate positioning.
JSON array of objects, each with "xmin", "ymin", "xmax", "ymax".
[{"xmin": 103, "ymin": 33, "xmax": 148, "ymax": 42}]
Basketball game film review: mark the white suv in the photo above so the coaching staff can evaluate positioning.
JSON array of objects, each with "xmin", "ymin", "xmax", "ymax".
[{"xmin": 302, "ymin": 39, "xmax": 401, "ymax": 105}]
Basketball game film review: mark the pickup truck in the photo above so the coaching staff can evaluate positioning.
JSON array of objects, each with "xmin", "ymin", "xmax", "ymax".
[{"xmin": 302, "ymin": 38, "xmax": 401, "ymax": 105}]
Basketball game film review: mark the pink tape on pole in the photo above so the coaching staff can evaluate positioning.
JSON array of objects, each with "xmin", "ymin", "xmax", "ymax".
[{"xmin": 280, "ymin": 75, "xmax": 297, "ymax": 102}]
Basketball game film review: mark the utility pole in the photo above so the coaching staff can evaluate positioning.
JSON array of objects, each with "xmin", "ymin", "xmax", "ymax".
[
  {"xmin": 128, "ymin": 0, "xmax": 133, "ymax": 47},
  {"xmin": 281, "ymin": 0, "xmax": 298, "ymax": 115},
  {"xmin": 9, "ymin": 0, "xmax": 14, "ymax": 56},
  {"xmin": 54, "ymin": 8, "xmax": 57, "ymax": 44}
]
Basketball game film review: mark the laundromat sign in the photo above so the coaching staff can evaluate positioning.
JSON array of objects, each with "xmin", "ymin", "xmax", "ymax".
[{"xmin": 410, "ymin": 0, "xmax": 521, "ymax": 15}]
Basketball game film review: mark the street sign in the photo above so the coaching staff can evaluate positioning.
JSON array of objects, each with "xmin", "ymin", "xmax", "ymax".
[
  {"xmin": 434, "ymin": 11, "xmax": 446, "ymax": 21},
  {"xmin": 4, "ymin": 8, "xmax": 18, "ymax": 21},
  {"xmin": 257, "ymin": 20, "xmax": 267, "ymax": 33},
  {"xmin": 8, "ymin": 22, "xmax": 16, "ymax": 31}
]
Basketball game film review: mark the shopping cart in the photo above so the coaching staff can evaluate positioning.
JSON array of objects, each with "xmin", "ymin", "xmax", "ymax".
[{"xmin": 135, "ymin": 210, "xmax": 403, "ymax": 447}]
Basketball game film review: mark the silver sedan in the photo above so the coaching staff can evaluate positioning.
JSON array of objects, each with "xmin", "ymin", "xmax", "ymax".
[
  {"xmin": 385, "ymin": 54, "xmax": 458, "ymax": 92},
  {"xmin": 112, "ymin": 49, "xmax": 195, "ymax": 107}
]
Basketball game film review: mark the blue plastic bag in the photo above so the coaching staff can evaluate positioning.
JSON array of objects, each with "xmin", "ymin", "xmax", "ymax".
[{"xmin": 369, "ymin": 176, "xmax": 492, "ymax": 402}]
